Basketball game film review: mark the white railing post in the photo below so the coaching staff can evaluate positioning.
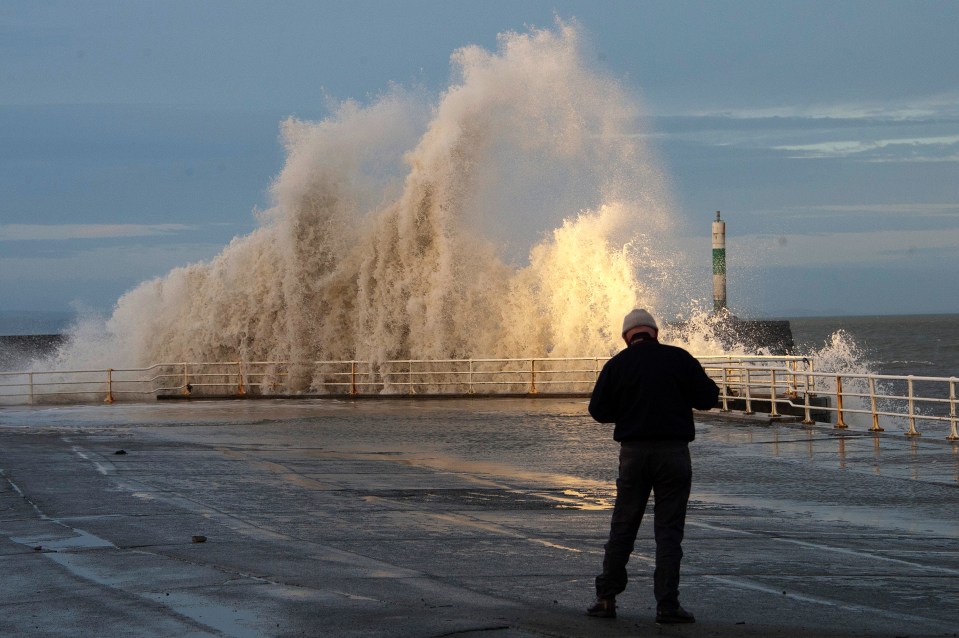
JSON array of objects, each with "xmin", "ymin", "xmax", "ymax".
[
  {"xmin": 802, "ymin": 383, "xmax": 815, "ymax": 425},
  {"xmin": 468, "ymin": 360, "xmax": 474, "ymax": 395},
  {"xmin": 905, "ymin": 376, "xmax": 920, "ymax": 436},
  {"xmin": 744, "ymin": 368, "xmax": 753, "ymax": 415},
  {"xmin": 788, "ymin": 360, "xmax": 798, "ymax": 399},
  {"xmin": 721, "ymin": 368, "xmax": 729, "ymax": 412},
  {"xmin": 530, "ymin": 359, "xmax": 538, "ymax": 394},
  {"xmin": 834, "ymin": 375, "xmax": 847, "ymax": 429},
  {"xmin": 948, "ymin": 378, "xmax": 958, "ymax": 441}
]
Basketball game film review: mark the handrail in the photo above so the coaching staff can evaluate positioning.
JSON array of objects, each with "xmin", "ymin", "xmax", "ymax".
[
  {"xmin": 700, "ymin": 363, "xmax": 959, "ymax": 441},
  {"xmin": 1, "ymin": 357, "xmax": 957, "ymax": 441}
]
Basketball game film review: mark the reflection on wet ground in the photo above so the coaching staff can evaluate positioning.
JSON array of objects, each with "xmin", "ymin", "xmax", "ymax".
[{"xmin": 699, "ymin": 414, "xmax": 959, "ymax": 485}]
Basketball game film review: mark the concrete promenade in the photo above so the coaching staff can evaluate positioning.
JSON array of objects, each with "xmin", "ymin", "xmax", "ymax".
[{"xmin": 0, "ymin": 398, "xmax": 957, "ymax": 637}]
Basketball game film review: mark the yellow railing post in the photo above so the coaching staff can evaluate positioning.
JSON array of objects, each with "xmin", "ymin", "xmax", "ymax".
[
  {"xmin": 530, "ymin": 359, "xmax": 538, "ymax": 394},
  {"xmin": 105, "ymin": 368, "xmax": 115, "ymax": 404},
  {"xmin": 868, "ymin": 376, "xmax": 883, "ymax": 432},
  {"xmin": 769, "ymin": 370, "xmax": 779, "ymax": 417},
  {"xmin": 834, "ymin": 375, "xmax": 847, "ymax": 429},
  {"xmin": 468, "ymin": 360, "xmax": 474, "ymax": 395},
  {"xmin": 236, "ymin": 362, "xmax": 246, "ymax": 396}
]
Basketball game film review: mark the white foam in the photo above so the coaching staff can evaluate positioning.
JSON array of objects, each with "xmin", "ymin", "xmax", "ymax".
[
  {"xmin": 50, "ymin": 23, "xmax": 676, "ymax": 376},
  {"xmin": 49, "ymin": 22, "xmax": 875, "ymax": 393}
]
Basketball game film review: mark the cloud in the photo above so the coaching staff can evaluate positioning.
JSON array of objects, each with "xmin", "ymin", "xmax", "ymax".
[
  {"xmin": 0, "ymin": 223, "xmax": 194, "ymax": 241},
  {"xmin": 648, "ymin": 97, "xmax": 959, "ymax": 165},
  {"xmin": 677, "ymin": 92, "xmax": 959, "ymax": 122},
  {"xmin": 774, "ymin": 134, "xmax": 959, "ymax": 161}
]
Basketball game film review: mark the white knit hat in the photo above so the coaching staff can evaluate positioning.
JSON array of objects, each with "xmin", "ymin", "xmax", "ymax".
[{"xmin": 621, "ymin": 308, "xmax": 658, "ymax": 336}]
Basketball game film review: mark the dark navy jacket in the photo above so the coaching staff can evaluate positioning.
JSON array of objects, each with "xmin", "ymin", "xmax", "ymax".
[{"xmin": 588, "ymin": 339, "xmax": 719, "ymax": 443}]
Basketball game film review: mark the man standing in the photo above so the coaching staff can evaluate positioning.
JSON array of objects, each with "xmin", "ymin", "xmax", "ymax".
[{"xmin": 586, "ymin": 308, "xmax": 719, "ymax": 624}]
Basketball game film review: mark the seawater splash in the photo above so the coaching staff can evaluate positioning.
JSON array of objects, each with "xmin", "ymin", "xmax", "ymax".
[
  {"xmin": 807, "ymin": 329, "xmax": 877, "ymax": 377},
  {"xmin": 47, "ymin": 21, "xmax": 873, "ymax": 395},
  {"xmin": 803, "ymin": 329, "xmax": 887, "ymax": 427},
  {"xmin": 52, "ymin": 22, "xmax": 678, "ymax": 377}
]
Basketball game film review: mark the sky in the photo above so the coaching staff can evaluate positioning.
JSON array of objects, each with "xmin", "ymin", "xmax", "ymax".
[{"xmin": 2, "ymin": 0, "xmax": 958, "ymax": 322}]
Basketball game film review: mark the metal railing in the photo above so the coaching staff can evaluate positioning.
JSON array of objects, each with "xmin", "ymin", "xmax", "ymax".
[
  {"xmin": 0, "ymin": 358, "xmax": 609, "ymax": 403},
  {"xmin": 158, "ymin": 357, "xmax": 611, "ymax": 397},
  {"xmin": 702, "ymin": 362, "xmax": 959, "ymax": 441},
  {"xmin": 1, "ymin": 356, "xmax": 956, "ymax": 441}
]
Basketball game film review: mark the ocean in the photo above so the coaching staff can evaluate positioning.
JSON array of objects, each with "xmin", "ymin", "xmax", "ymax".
[
  {"xmin": 788, "ymin": 314, "xmax": 959, "ymax": 379},
  {"xmin": 1, "ymin": 310, "xmax": 956, "ymax": 379}
]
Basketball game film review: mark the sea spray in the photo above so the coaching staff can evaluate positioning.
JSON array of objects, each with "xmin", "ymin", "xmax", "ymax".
[
  {"xmin": 47, "ymin": 22, "xmax": 880, "ymax": 399},
  {"xmin": 51, "ymin": 21, "xmax": 679, "ymax": 385},
  {"xmin": 667, "ymin": 309, "xmax": 761, "ymax": 357},
  {"xmin": 508, "ymin": 204, "xmax": 660, "ymax": 358},
  {"xmin": 802, "ymin": 329, "xmax": 894, "ymax": 428},
  {"xmin": 0, "ymin": 19, "xmax": 937, "ymax": 419}
]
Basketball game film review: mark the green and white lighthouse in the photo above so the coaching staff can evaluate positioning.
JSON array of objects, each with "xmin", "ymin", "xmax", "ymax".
[{"xmin": 712, "ymin": 211, "xmax": 727, "ymax": 312}]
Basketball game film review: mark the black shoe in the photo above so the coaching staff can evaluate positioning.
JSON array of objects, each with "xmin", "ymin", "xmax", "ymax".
[
  {"xmin": 586, "ymin": 597, "xmax": 616, "ymax": 618},
  {"xmin": 656, "ymin": 606, "xmax": 695, "ymax": 624}
]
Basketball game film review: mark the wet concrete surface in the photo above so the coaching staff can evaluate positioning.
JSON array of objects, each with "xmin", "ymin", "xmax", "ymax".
[{"xmin": 0, "ymin": 398, "xmax": 957, "ymax": 637}]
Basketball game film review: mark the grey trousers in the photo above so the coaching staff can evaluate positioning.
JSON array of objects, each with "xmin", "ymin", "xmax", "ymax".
[{"xmin": 594, "ymin": 441, "xmax": 692, "ymax": 610}]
